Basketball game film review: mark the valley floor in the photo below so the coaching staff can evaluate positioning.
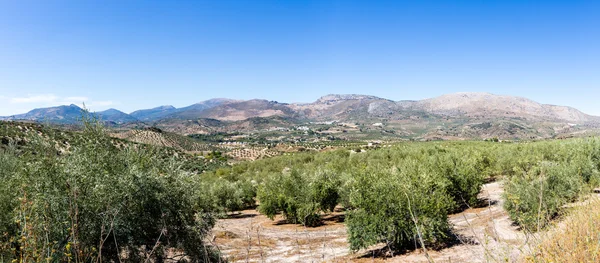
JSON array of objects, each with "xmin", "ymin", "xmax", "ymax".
[{"xmin": 210, "ymin": 182, "xmax": 543, "ymax": 263}]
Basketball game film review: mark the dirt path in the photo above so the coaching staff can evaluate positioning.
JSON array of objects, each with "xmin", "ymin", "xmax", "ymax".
[{"xmin": 211, "ymin": 182, "xmax": 535, "ymax": 262}]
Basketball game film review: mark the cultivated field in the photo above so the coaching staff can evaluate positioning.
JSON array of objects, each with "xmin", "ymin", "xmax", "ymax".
[
  {"xmin": 211, "ymin": 182, "xmax": 532, "ymax": 262},
  {"xmin": 3, "ymin": 119, "xmax": 600, "ymax": 262}
]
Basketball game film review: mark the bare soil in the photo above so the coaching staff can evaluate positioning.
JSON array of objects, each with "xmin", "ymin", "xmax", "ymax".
[
  {"xmin": 211, "ymin": 182, "xmax": 534, "ymax": 263},
  {"xmin": 211, "ymin": 210, "xmax": 349, "ymax": 262}
]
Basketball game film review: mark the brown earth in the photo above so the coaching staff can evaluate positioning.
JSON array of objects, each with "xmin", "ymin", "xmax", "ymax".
[
  {"xmin": 211, "ymin": 182, "xmax": 540, "ymax": 263},
  {"xmin": 211, "ymin": 209, "xmax": 348, "ymax": 262}
]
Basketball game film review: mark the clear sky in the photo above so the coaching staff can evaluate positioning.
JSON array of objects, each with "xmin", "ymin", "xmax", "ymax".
[{"xmin": 0, "ymin": 0, "xmax": 599, "ymax": 116}]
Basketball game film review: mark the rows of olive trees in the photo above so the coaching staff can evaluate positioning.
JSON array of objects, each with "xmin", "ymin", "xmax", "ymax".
[
  {"xmin": 0, "ymin": 121, "xmax": 227, "ymax": 262},
  {"xmin": 207, "ymin": 142, "xmax": 495, "ymax": 251},
  {"xmin": 213, "ymin": 138, "xmax": 600, "ymax": 251},
  {"xmin": 7, "ymin": 116, "xmax": 597, "ymax": 261},
  {"xmin": 501, "ymin": 138, "xmax": 600, "ymax": 231}
]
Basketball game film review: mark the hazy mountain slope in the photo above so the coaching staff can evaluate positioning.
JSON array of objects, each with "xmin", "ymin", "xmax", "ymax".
[
  {"xmin": 290, "ymin": 94, "xmax": 398, "ymax": 120},
  {"xmin": 154, "ymin": 116, "xmax": 298, "ymax": 135},
  {"xmin": 1, "ymin": 104, "xmax": 86, "ymax": 123},
  {"xmin": 3, "ymin": 93, "xmax": 598, "ymax": 136},
  {"xmin": 130, "ymin": 105, "xmax": 177, "ymax": 121},
  {"xmin": 0, "ymin": 105, "xmax": 140, "ymax": 125},
  {"xmin": 131, "ymin": 99, "xmax": 238, "ymax": 122},
  {"xmin": 175, "ymin": 98, "xmax": 239, "ymax": 114},
  {"xmin": 97, "ymin": 109, "xmax": 138, "ymax": 123},
  {"xmin": 171, "ymin": 99, "xmax": 297, "ymax": 121},
  {"xmin": 415, "ymin": 92, "xmax": 595, "ymax": 124},
  {"xmin": 160, "ymin": 98, "xmax": 240, "ymax": 120}
]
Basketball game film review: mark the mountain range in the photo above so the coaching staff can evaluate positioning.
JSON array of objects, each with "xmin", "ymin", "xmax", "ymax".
[{"xmin": 2, "ymin": 92, "xmax": 599, "ymax": 139}]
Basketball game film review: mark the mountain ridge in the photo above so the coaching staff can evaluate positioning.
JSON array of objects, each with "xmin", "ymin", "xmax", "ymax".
[{"xmin": 2, "ymin": 93, "xmax": 598, "ymax": 138}]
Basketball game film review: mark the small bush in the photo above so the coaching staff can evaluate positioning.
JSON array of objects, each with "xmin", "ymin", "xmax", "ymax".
[
  {"xmin": 504, "ymin": 163, "xmax": 584, "ymax": 231},
  {"xmin": 432, "ymin": 151, "xmax": 485, "ymax": 210},
  {"xmin": 257, "ymin": 169, "xmax": 340, "ymax": 227},
  {"xmin": 207, "ymin": 178, "xmax": 256, "ymax": 214},
  {"xmin": 346, "ymin": 165, "xmax": 454, "ymax": 251}
]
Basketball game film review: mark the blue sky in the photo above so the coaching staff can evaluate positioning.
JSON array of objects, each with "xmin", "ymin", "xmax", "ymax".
[{"xmin": 0, "ymin": 0, "xmax": 599, "ymax": 115}]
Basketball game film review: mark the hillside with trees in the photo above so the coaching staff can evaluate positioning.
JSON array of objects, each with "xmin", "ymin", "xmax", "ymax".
[{"xmin": 3, "ymin": 117, "xmax": 600, "ymax": 262}]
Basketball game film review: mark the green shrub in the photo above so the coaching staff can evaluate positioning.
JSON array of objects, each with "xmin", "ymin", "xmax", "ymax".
[
  {"xmin": 346, "ymin": 165, "xmax": 454, "ymax": 251},
  {"xmin": 0, "ymin": 120, "xmax": 221, "ymax": 262},
  {"xmin": 504, "ymin": 163, "xmax": 584, "ymax": 231},
  {"xmin": 431, "ymin": 151, "xmax": 485, "ymax": 210},
  {"xmin": 310, "ymin": 170, "xmax": 341, "ymax": 212},
  {"xmin": 207, "ymin": 178, "xmax": 256, "ymax": 214},
  {"xmin": 0, "ymin": 149, "xmax": 20, "ymax": 260},
  {"xmin": 257, "ymin": 169, "xmax": 340, "ymax": 227}
]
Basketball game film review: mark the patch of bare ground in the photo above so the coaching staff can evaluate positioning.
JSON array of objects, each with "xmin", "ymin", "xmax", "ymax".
[
  {"xmin": 211, "ymin": 209, "xmax": 348, "ymax": 262},
  {"xmin": 361, "ymin": 182, "xmax": 531, "ymax": 263},
  {"xmin": 212, "ymin": 182, "xmax": 539, "ymax": 262}
]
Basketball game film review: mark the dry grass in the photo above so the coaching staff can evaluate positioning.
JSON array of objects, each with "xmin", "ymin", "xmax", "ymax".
[
  {"xmin": 525, "ymin": 196, "xmax": 600, "ymax": 263},
  {"xmin": 213, "ymin": 230, "xmax": 240, "ymax": 240}
]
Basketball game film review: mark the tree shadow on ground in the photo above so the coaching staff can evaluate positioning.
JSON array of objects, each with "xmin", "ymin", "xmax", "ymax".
[
  {"xmin": 226, "ymin": 213, "xmax": 258, "ymax": 219},
  {"xmin": 455, "ymin": 197, "xmax": 499, "ymax": 214},
  {"xmin": 357, "ymin": 232, "xmax": 479, "ymax": 259},
  {"xmin": 322, "ymin": 213, "xmax": 345, "ymax": 223},
  {"xmin": 272, "ymin": 212, "xmax": 345, "ymax": 227}
]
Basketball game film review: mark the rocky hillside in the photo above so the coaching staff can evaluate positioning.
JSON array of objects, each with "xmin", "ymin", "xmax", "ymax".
[
  {"xmin": 413, "ymin": 92, "xmax": 597, "ymax": 123},
  {"xmin": 291, "ymin": 94, "xmax": 400, "ymax": 120},
  {"xmin": 186, "ymin": 99, "xmax": 296, "ymax": 121},
  {"xmin": 3, "ymin": 92, "xmax": 599, "ymax": 139}
]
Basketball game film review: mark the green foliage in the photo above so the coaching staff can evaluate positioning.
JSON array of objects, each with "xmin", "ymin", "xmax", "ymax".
[
  {"xmin": 206, "ymin": 178, "xmax": 256, "ymax": 214},
  {"xmin": 246, "ymin": 138, "xmax": 600, "ymax": 249},
  {"xmin": 247, "ymin": 142, "xmax": 491, "ymax": 251},
  {"xmin": 257, "ymin": 169, "xmax": 340, "ymax": 227},
  {"xmin": 206, "ymin": 150, "xmax": 227, "ymax": 162},
  {"xmin": 311, "ymin": 171, "xmax": 341, "ymax": 212},
  {"xmin": 502, "ymin": 139, "xmax": 600, "ymax": 231},
  {"xmin": 346, "ymin": 165, "xmax": 454, "ymax": 251},
  {"xmin": 6, "ymin": 118, "xmax": 600, "ymax": 257},
  {"xmin": 0, "ymin": 119, "xmax": 221, "ymax": 262},
  {"xmin": 199, "ymin": 137, "xmax": 600, "ymax": 250},
  {"xmin": 0, "ymin": 148, "xmax": 19, "ymax": 259},
  {"xmin": 435, "ymin": 151, "xmax": 487, "ymax": 209}
]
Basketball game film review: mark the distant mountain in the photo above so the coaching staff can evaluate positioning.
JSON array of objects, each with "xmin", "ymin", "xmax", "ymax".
[
  {"xmin": 130, "ymin": 99, "xmax": 238, "ymax": 121},
  {"xmin": 290, "ymin": 94, "xmax": 401, "ymax": 120},
  {"xmin": 0, "ymin": 105, "xmax": 141, "ymax": 125},
  {"xmin": 130, "ymin": 105, "xmax": 177, "ymax": 121},
  {"xmin": 1, "ymin": 104, "xmax": 86, "ymax": 123},
  {"xmin": 164, "ymin": 98, "xmax": 240, "ymax": 120},
  {"xmin": 3, "ymin": 92, "xmax": 599, "ymax": 140},
  {"xmin": 172, "ymin": 99, "xmax": 295, "ymax": 121},
  {"xmin": 188, "ymin": 98, "xmax": 239, "ymax": 109},
  {"xmin": 414, "ymin": 92, "xmax": 597, "ymax": 123},
  {"xmin": 97, "ymin": 109, "xmax": 139, "ymax": 124}
]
